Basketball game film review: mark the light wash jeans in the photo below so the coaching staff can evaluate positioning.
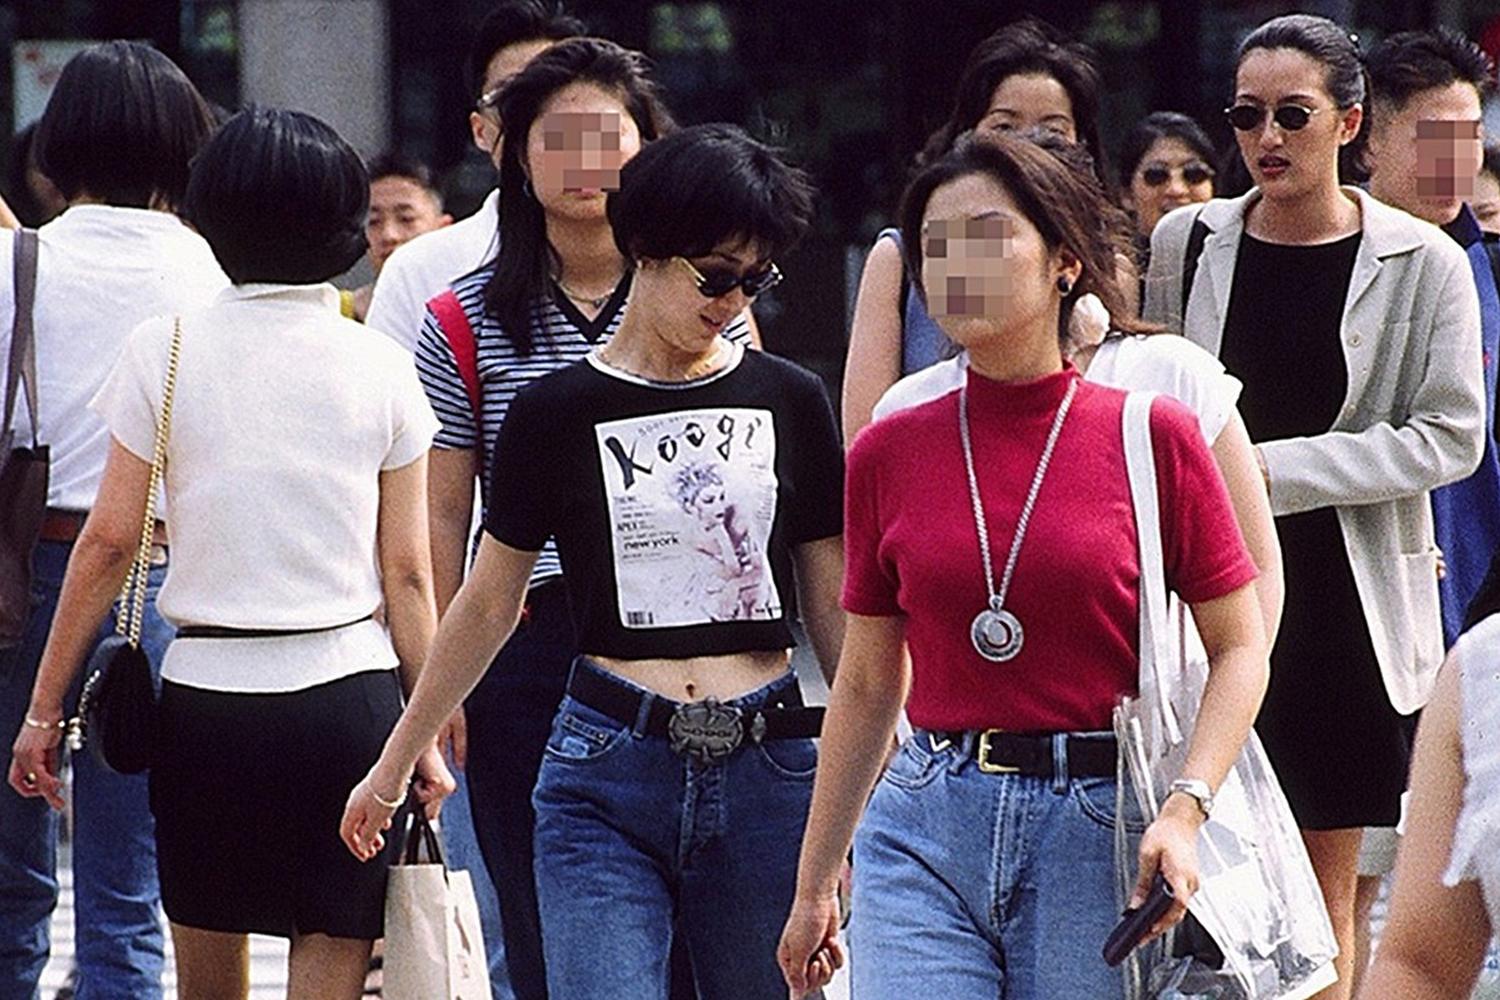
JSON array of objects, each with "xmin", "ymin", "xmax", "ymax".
[
  {"xmin": 0, "ymin": 540, "xmax": 168, "ymax": 1000},
  {"xmin": 850, "ymin": 730, "xmax": 1143, "ymax": 999},
  {"xmin": 531, "ymin": 658, "xmax": 817, "ymax": 1000}
]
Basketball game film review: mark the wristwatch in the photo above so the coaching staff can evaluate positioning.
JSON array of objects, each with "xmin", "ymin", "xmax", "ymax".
[{"xmin": 1167, "ymin": 778, "xmax": 1214, "ymax": 819}]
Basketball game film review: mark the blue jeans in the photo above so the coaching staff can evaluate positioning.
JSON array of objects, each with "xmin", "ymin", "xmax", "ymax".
[
  {"xmin": 850, "ymin": 731, "xmax": 1143, "ymax": 999},
  {"xmin": 463, "ymin": 579, "xmax": 577, "ymax": 1000},
  {"xmin": 440, "ymin": 752, "xmax": 513, "ymax": 1000},
  {"xmin": 531, "ymin": 659, "xmax": 817, "ymax": 1000},
  {"xmin": 0, "ymin": 540, "xmax": 169, "ymax": 1000}
]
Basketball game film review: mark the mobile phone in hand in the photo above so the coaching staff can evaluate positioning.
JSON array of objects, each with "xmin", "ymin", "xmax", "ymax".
[{"xmin": 1102, "ymin": 873, "xmax": 1175, "ymax": 966}]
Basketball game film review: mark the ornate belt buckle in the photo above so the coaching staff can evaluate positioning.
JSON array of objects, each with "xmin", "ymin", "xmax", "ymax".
[{"xmin": 668, "ymin": 698, "xmax": 744, "ymax": 764}]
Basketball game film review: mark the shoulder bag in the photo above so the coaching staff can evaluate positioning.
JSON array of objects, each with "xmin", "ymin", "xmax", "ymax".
[
  {"xmin": 69, "ymin": 318, "xmax": 182, "ymax": 774},
  {"xmin": 0, "ymin": 228, "xmax": 47, "ymax": 647}
]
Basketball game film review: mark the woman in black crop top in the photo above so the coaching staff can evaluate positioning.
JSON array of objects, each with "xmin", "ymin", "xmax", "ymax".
[{"xmin": 342, "ymin": 125, "xmax": 847, "ymax": 1000}]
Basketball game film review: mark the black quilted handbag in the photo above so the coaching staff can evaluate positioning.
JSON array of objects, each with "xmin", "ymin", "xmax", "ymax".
[{"xmin": 70, "ymin": 318, "xmax": 181, "ymax": 774}]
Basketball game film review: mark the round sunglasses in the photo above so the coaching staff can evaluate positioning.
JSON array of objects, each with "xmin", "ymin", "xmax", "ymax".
[
  {"xmin": 1224, "ymin": 103, "xmax": 1330, "ymax": 133},
  {"xmin": 674, "ymin": 257, "xmax": 783, "ymax": 299},
  {"xmin": 1139, "ymin": 162, "xmax": 1215, "ymax": 187}
]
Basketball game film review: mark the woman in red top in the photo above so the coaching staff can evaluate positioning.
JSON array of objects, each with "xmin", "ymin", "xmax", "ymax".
[{"xmin": 778, "ymin": 133, "xmax": 1270, "ymax": 998}]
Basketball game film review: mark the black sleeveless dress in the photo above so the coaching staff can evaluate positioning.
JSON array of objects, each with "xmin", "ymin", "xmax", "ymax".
[{"xmin": 1219, "ymin": 230, "xmax": 1414, "ymax": 830}]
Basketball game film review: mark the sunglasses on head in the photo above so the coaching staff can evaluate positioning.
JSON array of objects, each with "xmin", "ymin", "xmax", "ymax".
[
  {"xmin": 674, "ymin": 257, "xmax": 783, "ymax": 299},
  {"xmin": 1140, "ymin": 163, "xmax": 1215, "ymax": 187},
  {"xmin": 1224, "ymin": 103, "xmax": 1329, "ymax": 132}
]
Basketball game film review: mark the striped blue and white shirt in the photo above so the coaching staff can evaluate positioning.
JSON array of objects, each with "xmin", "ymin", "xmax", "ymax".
[{"xmin": 414, "ymin": 263, "xmax": 752, "ymax": 585}]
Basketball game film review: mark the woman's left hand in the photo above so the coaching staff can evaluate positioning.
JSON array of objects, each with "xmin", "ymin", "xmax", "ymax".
[{"xmin": 1131, "ymin": 796, "xmax": 1204, "ymax": 941}]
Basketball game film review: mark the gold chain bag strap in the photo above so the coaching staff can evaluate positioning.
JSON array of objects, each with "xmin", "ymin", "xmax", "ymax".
[{"xmin": 69, "ymin": 318, "xmax": 182, "ymax": 774}]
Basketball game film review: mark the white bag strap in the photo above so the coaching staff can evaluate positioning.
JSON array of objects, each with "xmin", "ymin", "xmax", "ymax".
[{"xmin": 1121, "ymin": 391, "xmax": 1182, "ymax": 744}]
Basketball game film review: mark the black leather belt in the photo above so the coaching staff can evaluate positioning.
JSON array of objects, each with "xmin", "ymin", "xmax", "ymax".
[
  {"xmin": 177, "ymin": 613, "xmax": 375, "ymax": 639},
  {"xmin": 927, "ymin": 729, "xmax": 1118, "ymax": 778},
  {"xmin": 567, "ymin": 663, "xmax": 824, "ymax": 763}
]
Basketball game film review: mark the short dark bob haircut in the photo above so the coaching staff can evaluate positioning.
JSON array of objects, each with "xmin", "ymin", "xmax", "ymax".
[
  {"xmin": 919, "ymin": 17, "xmax": 1107, "ymax": 186},
  {"xmin": 608, "ymin": 123, "xmax": 815, "ymax": 265},
  {"xmin": 33, "ymin": 41, "xmax": 215, "ymax": 211},
  {"xmin": 184, "ymin": 108, "xmax": 368, "ymax": 285},
  {"xmin": 899, "ymin": 130, "xmax": 1146, "ymax": 345},
  {"xmin": 1116, "ymin": 111, "xmax": 1218, "ymax": 192}
]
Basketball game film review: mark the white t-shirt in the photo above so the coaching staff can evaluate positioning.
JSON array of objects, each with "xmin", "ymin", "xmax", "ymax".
[
  {"xmin": 92, "ymin": 284, "xmax": 441, "ymax": 693},
  {"xmin": 365, "ymin": 188, "xmax": 500, "ymax": 351},
  {"xmin": 0, "ymin": 206, "xmax": 229, "ymax": 511},
  {"xmin": 1445, "ymin": 613, "xmax": 1500, "ymax": 927},
  {"xmin": 872, "ymin": 333, "xmax": 1242, "ymax": 445}
]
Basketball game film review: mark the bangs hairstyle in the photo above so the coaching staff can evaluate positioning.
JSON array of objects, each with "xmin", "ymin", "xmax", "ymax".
[
  {"xmin": 608, "ymin": 123, "xmax": 814, "ymax": 264},
  {"xmin": 465, "ymin": 0, "xmax": 586, "ymax": 102},
  {"xmin": 898, "ymin": 130, "xmax": 1145, "ymax": 344},
  {"xmin": 184, "ymin": 108, "xmax": 369, "ymax": 285},
  {"xmin": 33, "ymin": 41, "xmax": 215, "ymax": 211},
  {"xmin": 485, "ymin": 37, "xmax": 674, "ymax": 354},
  {"xmin": 919, "ymin": 17, "xmax": 1107, "ymax": 186},
  {"xmin": 1238, "ymin": 14, "xmax": 1370, "ymax": 183}
]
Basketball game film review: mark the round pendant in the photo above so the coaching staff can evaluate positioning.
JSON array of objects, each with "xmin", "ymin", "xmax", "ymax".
[{"xmin": 971, "ymin": 606, "xmax": 1024, "ymax": 662}]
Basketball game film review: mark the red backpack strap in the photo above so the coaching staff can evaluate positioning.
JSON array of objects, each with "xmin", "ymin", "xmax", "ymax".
[{"xmin": 428, "ymin": 290, "xmax": 481, "ymax": 420}]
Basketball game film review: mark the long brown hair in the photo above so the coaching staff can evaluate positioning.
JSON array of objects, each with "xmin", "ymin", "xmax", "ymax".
[{"xmin": 898, "ymin": 130, "xmax": 1147, "ymax": 344}]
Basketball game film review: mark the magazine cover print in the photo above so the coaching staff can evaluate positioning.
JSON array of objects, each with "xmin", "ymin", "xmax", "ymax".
[{"xmin": 594, "ymin": 406, "xmax": 782, "ymax": 628}]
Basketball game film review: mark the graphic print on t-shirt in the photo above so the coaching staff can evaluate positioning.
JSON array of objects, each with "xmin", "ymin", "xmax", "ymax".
[{"xmin": 594, "ymin": 407, "xmax": 781, "ymax": 628}]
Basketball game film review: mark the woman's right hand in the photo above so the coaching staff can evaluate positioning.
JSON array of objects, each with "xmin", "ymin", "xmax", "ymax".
[
  {"xmin": 777, "ymin": 890, "xmax": 845, "ymax": 998},
  {"xmin": 340, "ymin": 754, "xmax": 412, "ymax": 862},
  {"xmin": 9, "ymin": 713, "xmax": 66, "ymax": 810}
]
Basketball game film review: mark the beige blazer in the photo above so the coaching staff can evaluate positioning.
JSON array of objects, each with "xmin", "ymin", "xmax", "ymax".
[{"xmin": 1143, "ymin": 187, "xmax": 1485, "ymax": 714}]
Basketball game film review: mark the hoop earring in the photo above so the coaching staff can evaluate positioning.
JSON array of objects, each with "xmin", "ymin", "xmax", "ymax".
[
  {"xmin": 522, "ymin": 177, "xmax": 535, "ymax": 199},
  {"xmin": 1056, "ymin": 275, "xmax": 1073, "ymax": 295}
]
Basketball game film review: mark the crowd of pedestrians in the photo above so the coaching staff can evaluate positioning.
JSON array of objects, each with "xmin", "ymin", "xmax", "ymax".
[{"xmin": 2, "ymin": 4, "xmax": 1499, "ymax": 1000}]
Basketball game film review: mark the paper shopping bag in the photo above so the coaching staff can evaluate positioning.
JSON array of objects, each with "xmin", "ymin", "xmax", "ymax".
[{"xmin": 383, "ymin": 810, "xmax": 492, "ymax": 1000}]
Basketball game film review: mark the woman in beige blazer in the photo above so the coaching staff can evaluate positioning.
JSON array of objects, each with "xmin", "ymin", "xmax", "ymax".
[{"xmin": 1142, "ymin": 14, "xmax": 1484, "ymax": 1000}]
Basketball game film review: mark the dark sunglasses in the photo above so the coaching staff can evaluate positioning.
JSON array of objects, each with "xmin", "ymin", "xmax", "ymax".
[
  {"xmin": 1140, "ymin": 163, "xmax": 1215, "ymax": 187},
  {"xmin": 675, "ymin": 257, "xmax": 783, "ymax": 299},
  {"xmin": 1224, "ymin": 103, "xmax": 1329, "ymax": 132}
]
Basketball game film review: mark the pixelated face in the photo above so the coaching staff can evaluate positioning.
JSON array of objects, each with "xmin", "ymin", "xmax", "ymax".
[
  {"xmin": 366, "ymin": 175, "xmax": 447, "ymax": 274},
  {"xmin": 1128, "ymin": 136, "xmax": 1215, "ymax": 238},
  {"xmin": 525, "ymin": 83, "xmax": 640, "ymax": 213},
  {"xmin": 920, "ymin": 171, "xmax": 1060, "ymax": 347},
  {"xmin": 1368, "ymin": 82, "xmax": 1482, "ymax": 225},
  {"xmin": 1232, "ymin": 48, "xmax": 1362, "ymax": 199},
  {"xmin": 978, "ymin": 72, "xmax": 1076, "ymax": 141}
]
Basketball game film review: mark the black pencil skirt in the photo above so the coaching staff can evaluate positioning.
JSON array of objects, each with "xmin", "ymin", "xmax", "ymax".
[{"xmin": 148, "ymin": 668, "xmax": 409, "ymax": 939}]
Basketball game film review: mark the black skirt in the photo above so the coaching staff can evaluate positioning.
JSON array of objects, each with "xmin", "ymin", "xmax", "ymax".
[{"xmin": 149, "ymin": 668, "xmax": 408, "ymax": 939}]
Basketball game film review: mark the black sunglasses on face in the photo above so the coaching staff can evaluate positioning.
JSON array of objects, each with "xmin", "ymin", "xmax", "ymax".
[
  {"xmin": 1140, "ymin": 163, "xmax": 1215, "ymax": 187},
  {"xmin": 675, "ymin": 257, "xmax": 783, "ymax": 299},
  {"xmin": 1224, "ymin": 103, "xmax": 1328, "ymax": 132}
]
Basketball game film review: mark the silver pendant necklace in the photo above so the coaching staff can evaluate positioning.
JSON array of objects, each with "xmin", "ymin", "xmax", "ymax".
[{"xmin": 960, "ymin": 375, "xmax": 1077, "ymax": 662}]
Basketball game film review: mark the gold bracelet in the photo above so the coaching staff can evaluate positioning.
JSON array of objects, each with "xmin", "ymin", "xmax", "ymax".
[
  {"xmin": 23, "ymin": 715, "xmax": 66, "ymax": 732},
  {"xmin": 367, "ymin": 780, "xmax": 404, "ymax": 810}
]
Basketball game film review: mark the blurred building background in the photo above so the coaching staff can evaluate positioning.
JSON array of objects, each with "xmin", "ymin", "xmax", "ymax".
[{"xmin": 4, "ymin": 0, "xmax": 1498, "ymax": 394}]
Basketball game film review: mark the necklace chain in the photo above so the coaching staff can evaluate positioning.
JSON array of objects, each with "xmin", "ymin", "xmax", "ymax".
[
  {"xmin": 556, "ymin": 273, "xmax": 623, "ymax": 308},
  {"xmin": 959, "ymin": 377, "xmax": 1077, "ymax": 611}
]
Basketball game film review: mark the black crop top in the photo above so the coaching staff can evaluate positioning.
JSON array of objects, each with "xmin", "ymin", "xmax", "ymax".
[{"xmin": 484, "ymin": 344, "xmax": 844, "ymax": 659}]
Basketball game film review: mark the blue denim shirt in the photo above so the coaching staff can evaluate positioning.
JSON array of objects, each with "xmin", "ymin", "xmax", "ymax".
[{"xmin": 1434, "ymin": 203, "xmax": 1500, "ymax": 646}]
